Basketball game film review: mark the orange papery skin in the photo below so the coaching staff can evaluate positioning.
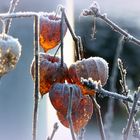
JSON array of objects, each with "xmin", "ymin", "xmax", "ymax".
[
  {"xmin": 49, "ymin": 83, "xmax": 83, "ymax": 116},
  {"xmin": 39, "ymin": 13, "xmax": 67, "ymax": 52},
  {"xmin": 57, "ymin": 95, "xmax": 93, "ymax": 133},
  {"xmin": 68, "ymin": 57, "xmax": 109, "ymax": 95},
  {"xmin": 30, "ymin": 52, "xmax": 68, "ymax": 96}
]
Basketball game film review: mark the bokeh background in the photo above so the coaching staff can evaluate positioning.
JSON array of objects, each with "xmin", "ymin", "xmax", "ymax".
[{"xmin": 0, "ymin": 0, "xmax": 140, "ymax": 140}]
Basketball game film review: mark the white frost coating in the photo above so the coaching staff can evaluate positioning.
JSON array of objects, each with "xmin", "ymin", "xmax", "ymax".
[{"xmin": 0, "ymin": 33, "xmax": 22, "ymax": 77}]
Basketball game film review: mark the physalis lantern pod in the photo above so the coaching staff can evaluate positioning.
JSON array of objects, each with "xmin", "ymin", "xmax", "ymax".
[
  {"xmin": 39, "ymin": 12, "xmax": 67, "ymax": 52},
  {"xmin": 30, "ymin": 52, "xmax": 68, "ymax": 96},
  {"xmin": 0, "ymin": 34, "xmax": 22, "ymax": 77},
  {"xmin": 68, "ymin": 57, "xmax": 109, "ymax": 95},
  {"xmin": 49, "ymin": 83, "xmax": 83, "ymax": 116},
  {"xmin": 57, "ymin": 95, "xmax": 93, "ymax": 133}
]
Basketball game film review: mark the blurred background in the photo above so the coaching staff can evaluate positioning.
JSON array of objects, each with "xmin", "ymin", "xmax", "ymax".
[{"xmin": 0, "ymin": 0, "xmax": 140, "ymax": 140}]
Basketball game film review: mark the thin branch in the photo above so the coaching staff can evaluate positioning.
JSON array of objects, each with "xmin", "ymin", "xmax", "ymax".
[
  {"xmin": 118, "ymin": 59, "xmax": 140, "ymax": 140},
  {"xmin": 8, "ymin": 0, "xmax": 19, "ymax": 13},
  {"xmin": 0, "ymin": 12, "xmax": 48, "ymax": 19},
  {"xmin": 77, "ymin": 36, "xmax": 84, "ymax": 60},
  {"xmin": 118, "ymin": 59, "xmax": 130, "ymax": 113},
  {"xmin": 91, "ymin": 16, "xmax": 96, "ymax": 39},
  {"xmin": 32, "ymin": 15, "xmax": 40, "ymax": 140},
  {"xmin": 104, "ymin": 37, "xmax": 124, "ymax": 139},
  {"xmin": 66, "ymin": 87, "xmax": 76, "ymax": 140},
  {"xmin": 82, "ymin": 1, "xmax": 140, "ymax": 47},
  {"xmin": 5, "ymin": 0, "xmax": 19, "ymax": 33},
  {"xmin": 123, "ymin": 92, "xmax": 140, "ymax": 140},
  {"xmin": 90, "ymin": 95, "xmax": 106, "ymax": 140},
  {"xmin": 0, "ymin": 11, "xmax": 84, "ymax": 61},
  {"xmin": 62, "ymin": 9, "xmax": 77, "ymax": 41},
  {"xmin": 60, "ymin": 7, "xmax": 64, "ymax": 67},
  {"xmin": 118, "ymin": 59, "xmax": 129, "ymax": 96},
  {"xmin": 81, "ymin": 79, "xmax": 140, "ymax": 106},
  {"xmin": 62, "ymin": 9, "xmax": 83, "ymax": 60},
  {"xmin": 110, "ymin": 37, "xmax": 124, "ymax": 92},
  {"xmin": 47, "ymin": 123, "xmax": 59, "ymax": 140},
  {"xmin": 132, "ymin": 120, "xmax": 140, "ymax": 139},
  {"xmin": 77, "ymin": 128, "xmax": 85, "ymax": 140}
]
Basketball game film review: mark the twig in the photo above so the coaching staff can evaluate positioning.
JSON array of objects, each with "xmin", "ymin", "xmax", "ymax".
[
  {"xmin": 62, "ymin": 9, "xmax": 83, "ymax": 60},
  {"xmin": 77, "ymin": 36, "xmax": 84, "ymax": 60},
  {"xmin": 118, "ymin": 59, "xmax": 130, "ymax": 113},
  {"xmin": 90, "ymin": 95, "xmax": 106, "ymax": 140},
  {"xmin": 110, "ymin": 37, "xmax": 125, "ymax": 92},
  {"xmin": 132, "ymin": 120, "xmax": 140, "ymax": 139},
  {"xmin": 32, "ymin": 15, "xmax": 40, "ymax": 140},
  {"xmin": 118, "ymin": 59, "xmax": 132, "ymax": 117},
  {"xmin": 66, "ymin": 87, "xmax": 76, "ymax": 140},
  {"xmin": 47, "ymin": 123, "xmax": 59, "ymax": 140},
  {"xmin": 77, "ymin": 128, "xmax": 85, "ymax": 140},
  {"xmin": 118, "ymin": 59, "xmax": 140, "ymax": 140},
  {"xmin": 5, "ymin": 0, "xmax": 19, "ymax": 33},
  {"xmin": 123, "ymin": 92, "xmax": 140, "ymax": 140},
  {"xmin": 104, "ymin": 37, "xmax": 124, "ymax": 139},
  {"xmin": 60, "ymin": 7, "xmax": 64, "ymax": 67},
  {"xmin": 118, "ymin": 59, "xmax": 129, "ymax": 96},
  {"xmin": 0, "ymin": 10, "xmax": 84, "ymax": 60},
  {"xmin": 91, "ymin": 16, "xmax": 96, "ymax": 39},
  {"xmin": 82, "ymin": 1, "xmax": 140, "ymax": 47},
  {"xmin": 0, "ymin": 12, "xmax": 48, "ymax": 19},
  {"xmin": 81, "ymin": 79, "xmax": 140, "ymax": 106}
]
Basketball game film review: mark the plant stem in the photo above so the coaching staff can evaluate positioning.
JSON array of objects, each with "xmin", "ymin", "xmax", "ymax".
[
  {"xmin": 60, "ymin": 8, "xmax": 64, "ymax": 67},
  {"xmin": 82, "ymin": 1, "xmax": 140, "ymax": 47},
  {"xmin": 118, "ymin": 59, "xmax": 129, "ymax": 96},
  {"xmin": 32, "ymin": 15, "xmax": 40, "ymax": 140},
  {"xmin": 66, "ymin": 87, "xmax": 76, "ymax": 140},
  {"xmin": 0, "ymin": 12, "xmax": 48, "ymax": 19},
  {"xmin": 99, "ymin": 14, "xmax": 140, "ymax": 46},
  {"xmin": 104, "ymin": 36, "xmax": 124, "ymax": 139},
  {"xmin": 123, "ymin": 92, "xmax": 140, "ymax": 140},
  {"xmin": 47, "ymin": 123, "xmax": 59, "ymax": 140},
  {"xmin": 118, "ymin": 59, "xmax": 140, "ymax": 139},
  {"xmin": 90, "ymin": 95, "xmax": 106, "ymax": 140},
  {"xmin": 81, "ymin": 79, "xmax": 140, "ymax": 106},
  {"xmin": 110, "ymin": 37, "xmax": 124, "ymax": 92},
  {"xmin": 62, "ymin": 9, "xmax": 82, "ymax": 60},
  {"xmin": 77, "ymin": 128, "xmax": 85, "ymax": 140},
  {"xmin": 5, "ymin": 0, "xmax": 19, "ymax": 33}
]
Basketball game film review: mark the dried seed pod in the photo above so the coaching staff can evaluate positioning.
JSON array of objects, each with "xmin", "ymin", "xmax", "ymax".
[
  {"xmin": 68, "ymin": 57, "xmax": 109, "ymax": 95},
  {"xmin": 0, "ymin": 34, "xmax": 22, "ymax": 77},
  {"xmin": 49, "ymin": 83, "xmax": 83, "ymax": 115},
  {"xmin": 39, "ymin": 12, "xmax": 67, "ymax": 52},
  {"xmin": 57, "ymin": 95, "xmax": 93, "ymax": 133},
  {"xmin": 30, "ymin": 53, "xmax": 68, "ymax": 96}
]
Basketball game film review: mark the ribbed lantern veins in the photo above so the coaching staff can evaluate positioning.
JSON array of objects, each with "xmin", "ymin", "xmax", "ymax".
[
  {"xmin": 39, "ymin": 12, "xmax": 67, "ymax": 52},
  {"xmin": 49, "ymin": 83, "xmax": 83, "ymax": 116},
  {"xmin": 68, "ymin": 57, "xmax": 109, "ymax": 95},
  {"xmin": 0, "ymin": 34, "xmax": 22, "ymax": 77},
  {"xmin": 57, "ymin": 95, "xmax": 93, "ymax": 133},
  {"xmin": 30, "ymin": 53, "xmax": 68, "ymax": 96},
  {"xmin": 49, "ymin": 83, "xmax": 93, "ymax": 133}
]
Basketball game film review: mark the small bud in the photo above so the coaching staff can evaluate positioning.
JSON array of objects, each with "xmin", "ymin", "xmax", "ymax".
[{"xmin": 89, "ymin": 1, "xmax": 101, "ymax": 16}]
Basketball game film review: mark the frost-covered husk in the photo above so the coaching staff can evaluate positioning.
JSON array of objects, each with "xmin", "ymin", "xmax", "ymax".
[{"xmin": 0, "ymin": 34, "xmax": 22, "ymax": 77}]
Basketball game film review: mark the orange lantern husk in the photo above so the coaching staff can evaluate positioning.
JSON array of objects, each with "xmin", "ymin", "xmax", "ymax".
[
  {"xmin": 57, "ymin": 95, "xmax": 93, "ymax": 133},
  {"xmin": 68, "ymin": 57, "xmax": 109, "ymax": 95},
  {"xmin": 30, "ymin": 52, "xmax": 68, "ymax": 96},
  {"xmin": 39, "ymin": 12, "xmax": 67, "ymax": 52}
]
